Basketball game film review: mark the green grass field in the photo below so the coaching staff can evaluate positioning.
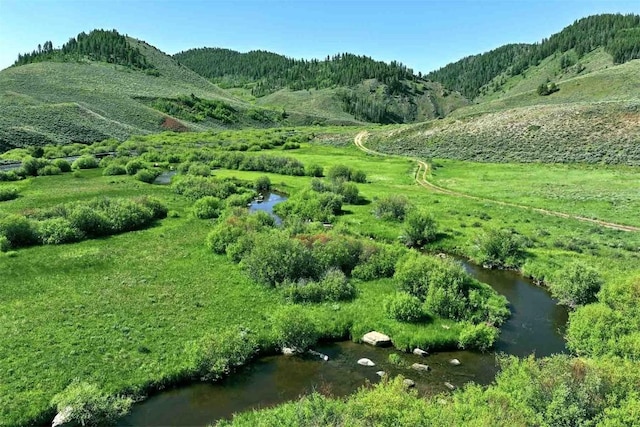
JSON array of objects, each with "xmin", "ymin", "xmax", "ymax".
[{"xmin": 1, "ymin": 130, "xmax": 640, "ymax": 426}]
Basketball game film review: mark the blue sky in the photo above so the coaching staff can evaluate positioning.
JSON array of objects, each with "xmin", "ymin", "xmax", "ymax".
[{"xmin": 1, "ymin": 0, "xmax": 639, "ymax": 72}]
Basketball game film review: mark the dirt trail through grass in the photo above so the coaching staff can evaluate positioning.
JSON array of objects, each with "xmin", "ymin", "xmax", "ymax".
[{"xmin": 354, "ymin": 131, "xmax": 640, "ymax": 232}]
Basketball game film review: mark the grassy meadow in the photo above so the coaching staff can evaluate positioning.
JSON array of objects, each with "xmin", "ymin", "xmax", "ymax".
[{"xmin": 1, "ymin": 129, "xmax": 640, "ymax": 426}]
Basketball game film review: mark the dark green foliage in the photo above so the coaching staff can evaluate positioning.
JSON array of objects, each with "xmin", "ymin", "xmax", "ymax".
[
  {"xmin": 394, "ymin": 253, "xmax": 508, "ymax": 324},
  {"xmin": 37, "ymin": 218, "xmax": 83, "ymax": 244},
  {"xmin": 274, "ymin": 189, "xmax": 342, "ymax": 223},
  {"xmin": 254, "ymin": 176, "xmax": 271, "ymax": 193},
  {"xmin": 187, "ymin": 162, "xmax": 211, "ymax": 177},
  {"xmin": 305, "ymin": 164, "xmax": 324, "ymax": 177},
  {"xmin": 0, "ymin": 187, "xmax": 19, "ymax": 202},
  {"xmin": 37, "ymin": 165, "xmax": 62, "ymax": 176},
  {"xmin": 282, "ymin": 268, "xmax": 355, "ymax": 304},
  {"xmin": 52, "ymin": 159, "xmax": 72, "ymax": 172},
  {"xmin": 21, "ymin": 156, "xmax": 49, "ymax": 176},
  {"xmin": 271, "ymin": 306, "xmax": 319, "ymax": 351},
  {"xmin": 401, "ymin": 210, "xmax": 438, "ymax": 247},
  {"xmin": 427, "ymin": 14, "xmax": 640, "ymax": 98},
  {"xmin": 373, "ymin": 195, "xmax": 410, "ymax": 221},
  {"xmin": 311, "ymin": 178, "xmax": 362, "ymax": 205},
  {"xmin": 151, "ymin": 95, "xmax": 238, "ymax": 124},
  {"xmin": 206, "ymin": 210, "xmax": 275, "ymax": 255},
  {"xmin": 192, "ymin": 196, "xmax": 222, "ymax": 219},
  {"xmin": 384, "ymin": 292, "xmax": 425, "ymax": 322},
  {"xmin": 0, "ymin": 171, "xmax": 20, "ymax": 182},
  {"xmin": 242, "ymin": 231, "xmax": 313, "ymax": 286},
  {"xmin": 134, "ymin": 168, "xmax": 160, "ymax": 183},
  {"xmin": 326, "ymin": 164, "xmax": 366, "ymax": 183},
  {"xmin": 211, "ymin": 152, "xmax": 306, "ymax": 176},
  {"xmin": 102, "ymin": 164, "xmax": 127, "ymax": 176},
  {"xmin": 191, "ymin": 327, "xmax": 259, "ymax": 382},
  {"xmin": 125, "ymin": 159, "xmax": 146, "ymax": 175},
  {"xmin": 50, "ymin": 381, "xmax": 132, "ymax": 427},
  {"xmin": 72, "ymin": 155, "xmax": 99, "ymax": 170},
  {"xmin": 549, "ymin": 262, "xmax": 603, "ymax": 307},
  {"xmin": 14, "ymin": 29, "xmax": 152, "ymax": 71},
  {"xmin": 475, "ymin": 228, "xmax": 527, "ymax": 269},
  {"xmin": 173, "ymin": 175, "xmax": 250, "ymax": 201},
  {"xmin": 0, "ymin": 215, "xmax": 38, "ymax": 248},
  {"xmin": 351, "ymin": 243, "xmax": 404, "ymax": 281},
  {"xmin": 537, "ymin": 81, "xmax": 559, "ymax": 96},
  {"xmin": 0, "ymin": 235, "xmax": 9, "ymax": 252},
  {"xmin": 174, "ymin": 49, "xmax": 414, "ymax": 97},
  {"xmin": 458, "ymin": 323, "xmax": 499, "ymax": 351},
  {"xmin": 306, "ymin": 234, "xmax": 363, "ymax": 276}
]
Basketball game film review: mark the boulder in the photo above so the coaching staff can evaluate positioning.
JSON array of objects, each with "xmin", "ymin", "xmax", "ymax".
[
  {"xmin": 357, "ymin": 358, "xmax": 376, "ymax": 366},
  {"xmin": 444, "ymin": 382, "xmax": 456, "ymax": 390},
  {"xmin": 413, "ymin": 348, "xmax": 428, "ymax": 357},
  {"xmin": 449, "ymin": 358, "xmax": 461, "ymax": 366},
  {"xmin": 52, "ymin": 406, "xmax": 73, "ymax": 427},
  {"xmin": 362, "ymin": 331, "xmax": 391, "ymax": 347},
  {"xmin": 376, "ymin": 371, "xmax": 386, "ymax": 377},
  {"xmin": 282, "ymin": 347, "xmax": 296, "ymax": 356},
  {"xmin": 403, "ymin": 379, "xmax": 416, "ymax": 388},
  {"xmin": 411, "ymin": 363, "xmax": 431, "ymax": 372}
]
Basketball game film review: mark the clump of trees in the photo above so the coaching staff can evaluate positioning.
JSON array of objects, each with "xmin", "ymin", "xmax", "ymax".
[{"xmin": 549, "ymin": 262, "xmax": 603, "ymax": 307}]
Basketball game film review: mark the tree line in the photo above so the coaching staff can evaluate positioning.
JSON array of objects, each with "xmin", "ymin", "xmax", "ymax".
[
  {"xmin": 174, "ymin": 48, "xmax": 415, "ymax": 97},
  {"xmin": 13, "ymin": 29, "xmax": 152, "ymax": 70},
  {"xmin": 427, "ymin": 13, "xmax": 640, "ymax": 99}
]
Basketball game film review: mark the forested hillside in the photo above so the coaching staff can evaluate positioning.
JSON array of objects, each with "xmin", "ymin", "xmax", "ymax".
[
  {"xmin": 13, "ymin": 29, "xmax": 152, "ymax": 71},
  {"xmin": 427, "ymin": 13, "xmax": 640, "ymax": 99}
]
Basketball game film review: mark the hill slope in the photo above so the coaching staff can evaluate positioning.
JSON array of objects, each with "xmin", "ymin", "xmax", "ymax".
[{"xmin": 174, "ymin": 48, "xmax": 468, "ymax": 124}]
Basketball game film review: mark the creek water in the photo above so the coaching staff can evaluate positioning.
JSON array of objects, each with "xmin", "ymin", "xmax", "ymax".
[{"xmin": 119, "ymin": 198, "xmax": 568, "ymax": 427}]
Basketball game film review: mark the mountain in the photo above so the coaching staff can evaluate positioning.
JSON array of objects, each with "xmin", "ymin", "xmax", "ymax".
[
  {"xmin": 0, "ymin": 30, "xmax": 360, "ymax": 152},
  {"xmin": 174, "ymin": 48, "xmax": 468, "ymax": 124}
]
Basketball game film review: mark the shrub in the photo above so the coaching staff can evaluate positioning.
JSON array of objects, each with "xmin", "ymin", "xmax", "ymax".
[
  {"xmin": 134, "ymin": 169, "xmax": 160, "ymax": 183},
  {"xmin": 305, "ymin": 164, "xmax": 324, "ymax": 177},
  {"xmin": 311, "ymin": 235, "xmax": 362, "ymax": 276},
  {"xmin": 388, "ymin": 353, "xmax": 405, "ymax": 366},
  {"xmin": 72, "ymin": 155, "xmax": 99, "ymax": 170},
  {"xmin": 243, "ymin": 231, "xmax": 312, "ymax": 286},
  {"xmin": 193, "ymin": 196, "xmax": 222, "ymax": 219},
  {"xmin": 0, "ymin": 187, "xmax": 19, "ymax": 202},
  {"xmin": 226, "ymin": 193, "xmax": 254, "ymax": 208},
  {"xmin": 136, "ymin": 196, "xmax": 169, "ymax": 219},
  {"xmin": 68, "ymin": 205, "xmax": 111, "ymax": 237},
  {"xmin": 0, "ymin": 215, "xmax": 38, "ymax": 247},
  {"xmin": 37, "ymin": 218, "xmax": 83, "ymax": 244},
  {"xmin": 475, "ymin": 229, "xmax": 527, "ymax": 268},
  {"xmin": 401, "ymin": 210, "xmax": 438, "ymax": 247},
  {"xmin": 384, "ymin": 292, "xmax": 425, "ymax": 322},
  {"xmin": 352, "ymin": 244, "xmax": 403, "ymax": 281},
  {"xmin": 374, "ymin": 195, "xmax": 410, "ymax": 221},
  {"xmin": 21, "ymin": 156, "xmax": 48, "ymax": 176},
  {"xmin": 191, "ymin": 327, "xmax": 258, "ymax": 381},
  {"xmin": 207, "ymin": 226, "xmax": 244, "ymax": 254},
  {"xmin": 50, "ymin": 380, "xmax": 132, "ymax": 427},
  {"xmin": 125, "ymin": 159, "xmax": 146, "ymax": 175},
  {"xmin": 458, "ymin": 323, "xmax": 499, "ymax": 352},
  {"xmin": 38, "ymin": 165, "xmax": 62, "ymax": 176},
  {"xmin": 102, "ymin": 164, "xmax": 126, "ymax": 176},
  {"xmin": 326, "ymin": 164, "xmax": 351, "ymax": 181},
  {"xmin": 274, "ymin": 190, "xmax": 342, "ymax": 223},
  {"xmin": 52, "ymin": 159, "xmax": 72, "ymax": 172},
  {"xmin": 272, "ymin": 306, "xmax": 319, "ymax": 351},
  {"xmin": 351, "ymin": 169, "xmax": 367, "ymax": 183},
  {"xmin": 188, "ymin": 162, "xmax": 211, "ymax": 177},
  {"xmin": 284, "ymin": 268, "xmax": 355, "ymax": 303},
  {"xmin": 0, "ymin": 235, "xmax": 9, "ymax": 252},
  {"xmin": 0, "ymin": 171, "xmax": 20, "ymax": 182},
  {"xmin": 337, "ymin": 182, "xmax": 360, "ymax": 204},
  {"xmin": 550, "ymin": 262, "xmax": 603, "ymax": 307},
  {"xmin": 255, "ymin": 175, "xmax": 271, "ymax": 193}
]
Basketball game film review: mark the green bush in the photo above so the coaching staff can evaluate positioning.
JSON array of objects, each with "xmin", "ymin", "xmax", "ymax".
[
  {"xmin": 102, "ymin": 164, "xmax": 126, "ymax": 176},
  {"xmin": 458, "ymin": 323, "xmax": 499, "ymax": 352},
  {"xmin": 305, "ymin": 164, "xmax": 324, "ymax": 177},
  {"xmin": 193, "ymin": 196, "xmax": 222, "ymax": 219},
  {"xmin": 255, "ymin": 175, "xmax": 271, "ymax": 193},
  {"xmin": 0, "ymin": 214, "xmax": 38, "ymax": 247},
  {"xmin": 326, "ymin": 164, "xmax": 352, "ymax": 181},
  {"xmin": 68, "ymin": 205, "xmax": 111, "ymax": 237},
  {"xmin": 475, "ymin": 228, "xmax": 527, "ymax": 269},
  {"xmin": 311, "ymin": 235, "xmax": 362, "ymax": 276},
  {"xmin": 125, "ymin": 159, "xmax": 146, "ymax": 175},
  {"xmin": 37, "ymin": 218, "xmax": 83, "ymax": 244},
  {"xmin": 187, "ymin": 162, "xmax": 211, "ymax": 177},
  {"xmin": 134, "ymin": 169, "xmax": 160, "ymax": 183},
  {"xmin": 0, "ymin": 187, "xmax": 19, "ymax": 202},
  {"xmin": 226, "ymin": 193, "xmax": 254, "ymax": 208},
  {"xmin": 38, "ymin": 165, "xmax": 62, "ymax": 176},
  {"xmin": 0, "ymin": 235, "xmax": 10, "ymax": 252},
  {"xmin": 351, "ymin": 169, "xmax": 367, "ymax": 183},
  {"xmin": 283, "ymin": 268, "xmax": 355, "ymax": 303},
  {"xmin": 72, "ymin": 155, "xmax": 99, "ymax": 170},
  {"xmin": 373, "ymin": 195, "xmax": 410, "ymax": 221},
  {"xmin": 549, "ymin": 262, "xmax": 603, "ymax": 307},
  {"xmin": 384, "ymin": 292, "xmax": 425, "ymax": 322},
  {"xmin": 274, "ymin": 190, "xmax": 342, "ymax": 223},
  {"xmin": 50, "ymin": 380, "xmax": 132, "ymax": 427},
  {"xmin": 52, "ymin": 159, "xmax": 72, "ymax": 172},
  {"xmin": 401, "ymin": 210, "xmax": 438, "ymax": 247},
  {"xmin": 21, "ymin": 156, "xmax": 49, "ymax": 176},
  {"xmin": 272, "ymin": 306, "xmax": 319, "ymax": 351},
  {"xmin": 243, "ymin": 231, "xmax": 313, "ymax": 286},
  {"xmin": 388, "ymin": 353, "xmax": 405, "ymax": 366},
  {"xmin": 352, "ymin": 243, "xmax": 404, "ymax": 281},
  {"xmin": 191, "ymin": 327, "xmax": 259, "ymax": 381}
]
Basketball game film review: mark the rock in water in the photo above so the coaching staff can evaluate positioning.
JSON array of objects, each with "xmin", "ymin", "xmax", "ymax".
[
  {"xmin": 403, "ymin": 379, "xmax": 416, "ymax": 388},
  {"xmin": 444, "ymin": 382, "xmax": 456, "ymax": 390},
  {"xmin": 357, "ymin": 358, "xmax": 376, "ymax": 366},
  {"xmin": 52, "ymin": 406, "xmax": 73, "ymax": 427},
  {"xmin": 413, "ymin": 348, "xmax": 428, "ymax": 357},
  {"xmin": 362, "ymin": 331, "xmax": 391, "ymax": 347},
  {"xmin": 449, "ymin": 358, "xmax": 461, "ymax": 366},
  {"xmin": 282, "ymin": 347, "xmax": 296, "ymax": 356},
  {"xmin": 411, "ymin": 363, "xmax": 431, "ymax": 372}
]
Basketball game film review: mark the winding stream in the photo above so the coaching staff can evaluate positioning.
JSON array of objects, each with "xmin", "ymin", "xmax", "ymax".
[{"xmin": 119, "ymin": 197, "xmax": 568, "ymax": 427}]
